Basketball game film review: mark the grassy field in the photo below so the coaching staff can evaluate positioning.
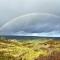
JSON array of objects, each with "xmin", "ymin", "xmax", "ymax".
[{"xmin": 0, "ymin": 38, "xmax": 60, "ymax": 60}]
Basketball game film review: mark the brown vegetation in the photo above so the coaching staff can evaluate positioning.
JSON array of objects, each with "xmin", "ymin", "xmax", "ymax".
[{"xmin": 35, "ymin": 51, "xmax": 60, "ymax": 60}]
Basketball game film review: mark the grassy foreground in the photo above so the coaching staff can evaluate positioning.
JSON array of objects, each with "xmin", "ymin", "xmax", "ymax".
[{"xmin": 0, "ymin": 38, "xmax": 60, "ymax": 60}]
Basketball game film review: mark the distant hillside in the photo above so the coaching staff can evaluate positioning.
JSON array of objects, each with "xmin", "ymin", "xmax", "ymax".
[{"xmin": 0, "ymin": 35, "xmax": 60, "ymax": 40}]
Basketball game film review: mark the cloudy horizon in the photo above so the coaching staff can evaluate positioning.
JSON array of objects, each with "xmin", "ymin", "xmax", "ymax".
[{"xmin": 0, "ymin": 0, "xmax": 60, "ymax": 37}]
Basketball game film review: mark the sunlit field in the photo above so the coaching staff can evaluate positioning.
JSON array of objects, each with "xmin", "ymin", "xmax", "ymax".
[{"xmin": 0, "ymin": 37, "xmax": 60, "ymax": 60}]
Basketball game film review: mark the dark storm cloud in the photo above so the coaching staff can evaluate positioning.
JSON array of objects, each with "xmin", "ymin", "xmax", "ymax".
[
  {"xmin": 0, "ymin": 13, "xmax": 60, "ymax": 37},
  {"xmin": 0, "ymin": 0, "xmax": 60, "ymax": 36}
]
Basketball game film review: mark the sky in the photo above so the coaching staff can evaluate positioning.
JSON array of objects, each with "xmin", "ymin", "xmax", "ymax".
[{"xmin": 0, "ymin": 0, "xmax": 60, "ymax": 37}]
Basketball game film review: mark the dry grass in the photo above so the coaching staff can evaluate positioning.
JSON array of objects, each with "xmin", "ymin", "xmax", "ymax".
[{"xmin": 0, "ymin": 39, "xmax": 60, "ymax": 60}]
